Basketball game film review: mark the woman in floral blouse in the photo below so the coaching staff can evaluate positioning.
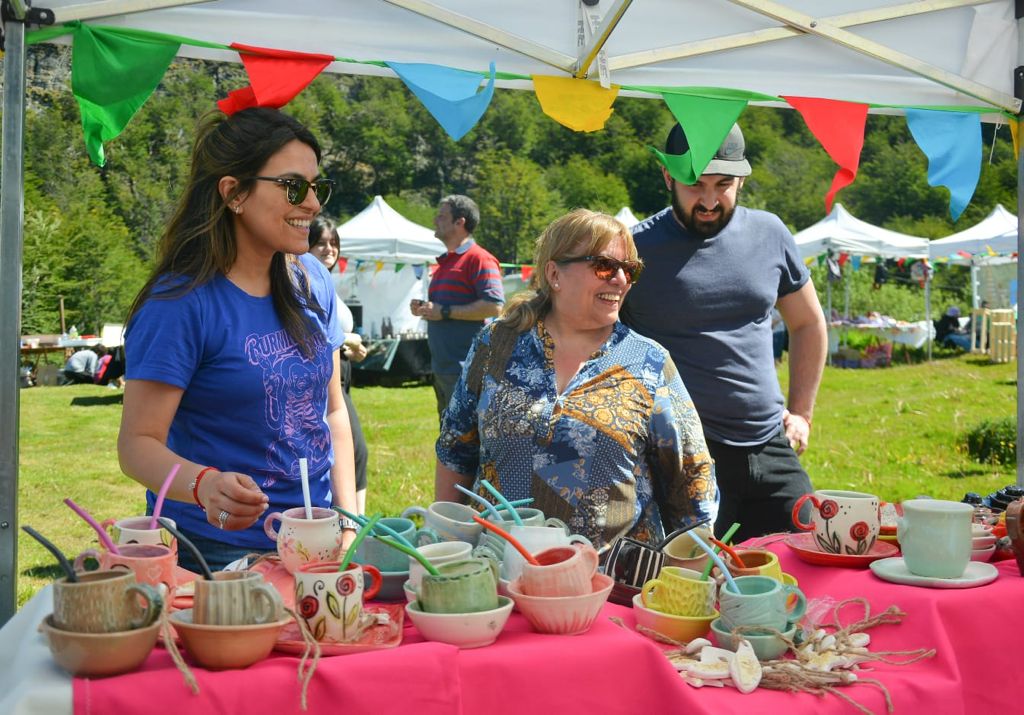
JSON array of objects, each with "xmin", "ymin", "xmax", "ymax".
[{"xmin": 435, "ymin": 209, "xmax": 718, "ymax": 554}]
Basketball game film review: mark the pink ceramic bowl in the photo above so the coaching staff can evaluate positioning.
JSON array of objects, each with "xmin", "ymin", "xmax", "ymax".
[{"xmin": 507, "ymin": 573, "xmax": 613, "ymax": 635}]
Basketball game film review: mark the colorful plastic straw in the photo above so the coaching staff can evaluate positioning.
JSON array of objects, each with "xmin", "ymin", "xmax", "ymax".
[
  {"xmin": 63, "ymin": 498, "xmax": 120, "ymax": 554},
  {"xmin": 21, "ymin": 525, "xmax": 76, "ymax": 582},
  {"xmin": 471, "ymin": 515, "xmax": 540, "ymax": 566},
  {"xmin": 299, "ymin": 457, "xmax": 313, "ymax": 520},
  {"xmin": 499, "ymin": 498, "xmax": 534, "ymax": 512},
  {"xmin": 338, "ymin": 514, "xmax": 382, "ymax": 572},
  {"xmin": 376, "ymin": 535, "xmax": 440, "ymax": 577},
  {"xmin": 333, "ymin": 507, "xmax": 416, "ymax": 550},
  {"xmin": 479, "ymin": 480, "xmax": 523, "ymax": 526},
  {"xmin": 687, "ymin": 529, "xmax": 739, "ymax": 593},
  {"xmin": 700, "ymin": 522, "xmax": 740, "ymax": 581},
  {"xmin": 149, "ymin": 463, "xmax": 181, "ymax": 530},
  {"xmin": 710, "ymin": 537, "xmax": 746, "ymax": 569},
  {"xmin": 453, "ymin": 484, "xmax": 503, "ymax": 522}
]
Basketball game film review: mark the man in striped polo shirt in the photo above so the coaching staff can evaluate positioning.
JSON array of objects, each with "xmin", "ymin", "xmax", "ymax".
[{"xmin": 411, "ymin": 195, "xmax": 504, "ymax": 420}]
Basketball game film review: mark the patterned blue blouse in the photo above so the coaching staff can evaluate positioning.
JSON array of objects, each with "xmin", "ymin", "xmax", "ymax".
[{"xmin": 436, "ymin": 319, "xmax": 719, "ymax": 553}]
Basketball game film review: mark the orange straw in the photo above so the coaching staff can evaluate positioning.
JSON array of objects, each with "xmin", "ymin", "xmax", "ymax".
[
  {"xmin": 471, "ymin": 515, "xmax": 540, "ymax": 566},
  {"xmin": 709, "ymin": 536, "xmax": 746, "ymax": 569}
]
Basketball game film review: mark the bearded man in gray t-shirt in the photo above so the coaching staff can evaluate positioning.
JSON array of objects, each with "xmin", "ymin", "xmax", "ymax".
[{"xmin": 621, "ymin": 122, "xmax": 827, "ymax": 542}]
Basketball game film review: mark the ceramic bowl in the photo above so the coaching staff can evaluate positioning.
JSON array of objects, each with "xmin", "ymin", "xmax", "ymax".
[
  {"xmin": 970, "ymin": 544, "xmax": 996, "ymax": 562},
  {"xmin": 406, "ymin": 596, "xmax": 513, "ymax": 648},
  {"xmin": 370, "ymin": 569, "xmax": 410, "ymax": 602},
  {"xmin": 971, "ymin": 534, "xmax": 997, "ymax": 550},
  {"xmin": 630, "ymin": 593, "xmax": 716, "ymax": 642},
  {"xmin": 971, "ymin": 523, "xmax": 994, "ymax": 537},
  {"xmin": 40, "ymin": 614, "xmax": 160, "ymax": 677},
  {"xmin": 507, "ymin": 573, "xmax": 613, "ymax": 636},
  {"xmin": 709, "ymin": 617, "xmax": 796, "ymax": 661},
  {"xmin": 169, "ymin": 608, "xmax": 290, "ymax": 670}
]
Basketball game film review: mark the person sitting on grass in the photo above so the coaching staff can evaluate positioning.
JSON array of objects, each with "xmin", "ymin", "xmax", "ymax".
[
  {"xmin": 61, "ymin": 346, "xmax": 101, "ymax": 384},
  {"xmin": 935, "ymin": 306, "xmax": 970, "ymax": 351}
]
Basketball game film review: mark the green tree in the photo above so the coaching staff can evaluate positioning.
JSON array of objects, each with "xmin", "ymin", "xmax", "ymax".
[{"xmin": 545, "ymin": 155, "xmax": 630, "ymax": 214}]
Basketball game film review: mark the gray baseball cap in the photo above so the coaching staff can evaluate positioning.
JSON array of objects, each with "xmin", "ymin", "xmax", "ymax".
[{"xmin": 665, "ymin": 122, "xmax": 751, "ymax": 177}]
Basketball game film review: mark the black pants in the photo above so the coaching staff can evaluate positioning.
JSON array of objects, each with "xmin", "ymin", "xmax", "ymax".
[
  {"xmin": 340, "ymin": 358, "xmax": 368, "ymax": 491},
  {"xmin": 708, "ymin": 428, "xmax": 814, "ymax": 543}
]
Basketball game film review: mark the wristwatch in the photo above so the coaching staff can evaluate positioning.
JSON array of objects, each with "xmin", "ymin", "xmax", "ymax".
[
  {"xmin": 440, "ymin": 304, "xmax": 452, "ymax": 321},
  {"xmin": 339, "ymin": 516, "xmax": 360, "ymax": 531}
]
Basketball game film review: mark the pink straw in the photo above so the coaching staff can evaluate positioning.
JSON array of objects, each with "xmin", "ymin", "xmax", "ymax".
[
  {"xmin": 64, "ymin": 498, "xmax": 120, "ymax": 554},
  {"xmin": 149, "ymin": 463, "xmax": 181, "ymax": 530}
]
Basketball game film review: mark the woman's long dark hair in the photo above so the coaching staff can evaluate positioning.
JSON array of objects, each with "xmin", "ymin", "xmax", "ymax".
[{"xmin": 126, "ymin": 108, "xmax": 326, "ymax": 358}]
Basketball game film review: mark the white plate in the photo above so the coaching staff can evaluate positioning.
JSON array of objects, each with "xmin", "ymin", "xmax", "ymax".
[{"xmin": 869, "ymin": 557, "xmax": 999, "ymax": 589}]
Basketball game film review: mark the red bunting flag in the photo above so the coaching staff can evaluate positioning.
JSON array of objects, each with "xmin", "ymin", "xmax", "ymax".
[
  {"xmin": 521, "ymin": 265, "xmax": 534, "ymax": 282},
  {"xmin": 218, "ymin": 44, "xmax": 335, "ymax": 115},
  {"xmin": 783, "ymin": 96, "xmax": 869, "ymax": 213},
  {"xmin": 956, "ymin": 250, "xmax": 972, "ymax": 260},
  {"xmin": 838, "ymin": 253, "xmax": 850, "ymax": 267},
  {"xmin": 336, "ymin": 257, "xmax": 348, "ymax": 274},
  {"xmin": 897, "ymin": 257, "xmax": 906, "ymax": 269}
]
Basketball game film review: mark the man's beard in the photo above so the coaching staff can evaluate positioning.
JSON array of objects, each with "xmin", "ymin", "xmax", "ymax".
[{"xmin": 671, "ymin": 185, "xmax": 737, "ymax": 239}]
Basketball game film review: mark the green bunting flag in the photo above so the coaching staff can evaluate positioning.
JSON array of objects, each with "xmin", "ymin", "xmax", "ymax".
[
  {"xmin": 648, "ymin": 94, "xmax": 747, "ymax": 184},
  {"xmin": 71, "ymin": 25, "xmax": 180, "ymax": 166}
]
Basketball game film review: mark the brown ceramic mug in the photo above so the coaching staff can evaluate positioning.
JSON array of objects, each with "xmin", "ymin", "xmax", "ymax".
[
  {"xmin": 192, "ymin": 571, "xmax": 284, "ymax": 626},
  {"xmin": 52, "ymin": 570, "xmax": 163, "ymax": 633}
]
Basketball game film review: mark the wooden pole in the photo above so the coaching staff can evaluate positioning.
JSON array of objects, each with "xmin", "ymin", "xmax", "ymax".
[{"xmin": 59, "ymin": 295, "xmax": 66, "ymax": 334}]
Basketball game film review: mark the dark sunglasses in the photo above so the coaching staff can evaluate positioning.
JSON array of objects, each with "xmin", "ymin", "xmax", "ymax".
[
  {"xmin": 557, "ymin": 255, "xmax": 643, "ymax": 284},
  {"xmin": 250, "ymin": 176, "xmax": 334, "ymax": 205}
]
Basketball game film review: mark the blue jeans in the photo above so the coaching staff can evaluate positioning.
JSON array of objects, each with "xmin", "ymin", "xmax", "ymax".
[{"xmin": 707, "ymin": 428, "xmax": 814, "ymax": 543}]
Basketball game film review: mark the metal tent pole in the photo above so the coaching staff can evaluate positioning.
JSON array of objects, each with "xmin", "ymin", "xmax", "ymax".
[
  {"xmin": 0, "ymin": 7, "xmax": 27, "ymax": 627},
  {"xmin": 1016, "ymin": 2, "xmax": 1023, "ymax": 488}
]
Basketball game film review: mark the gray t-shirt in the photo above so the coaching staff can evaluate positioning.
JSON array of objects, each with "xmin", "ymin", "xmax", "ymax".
[
  {"xmin": 65, "ymin": 349, "xmax": 98, "ymax": 376},
  {"xmin": 621, "ymin": 206, "xmax": 809, "ymax": 446}
]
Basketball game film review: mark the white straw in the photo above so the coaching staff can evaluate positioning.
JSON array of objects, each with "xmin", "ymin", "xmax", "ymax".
[{"xmin": 299, "ymin": 458, "xmax": 312, "ymax": 520}]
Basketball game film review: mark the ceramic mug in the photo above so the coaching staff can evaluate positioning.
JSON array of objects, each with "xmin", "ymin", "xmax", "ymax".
[
  {"xmin": 718, "ymin": 575, "xmax": 807, "ymax": 632},
  {"xmin": 519, "ymin": 544, "xmax": 600, "ymax": 597},
  {"xmin": 640, "ymin": 566, "xmax": 717, "ymax": 617},
  {"xmin": 52, "ymin": 570, "xmax": 163, "ymax": 633},
  {"xmin": 792, "ymin": 489, "xmax": 880, "ymax": 555},
  {"xmin": 418, "ymin": 558, "xmax": 499, "ymax": 614},
  {"xmin": 264, "ymin": 506, "xmax": 344, "ymax": 573},
  {"xmin": 295, "ymin": 561, "xmax": 382, "ymax": 642},
  {"xmin": 400, "ymin": 501, "xmax": 481, "ymax": 544},
  {"xmin": 722, "ymin": 549, "xmax": 784, "ymax": 581},
  {"xmin": 475, "ymin": 507, "xmax": 569, "ymax": 561},
  {"xmin": 192, "ymin": 571, "xmax": 284, "ymax": 626},
  {"xmin": 73, "ymin": 543, "xmax": 177, "ymax": 598},
  {"xmin": 897, "ymin": 499, "xmax": 973, "ymax": 579},
  {"xmin": 101, "ymin": 515, "xmax": 177, "ymax": 551},
  {"xmin": 354, "ymin": 517, "xmax": 438, "ymax": 573},
  {"xmin": 501, "ymin": 524, "xmax": 593, "ymax": 583},
  {"xmin": 661, "ymin": 525, "xmax": 714, "ymax": 571},
  {"xmin": 407, "ymin": 541, "xmax": 473, "ymax": 594}
]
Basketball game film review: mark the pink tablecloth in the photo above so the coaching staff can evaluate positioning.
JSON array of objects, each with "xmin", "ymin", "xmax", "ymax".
[{"xmin": 74, "ymin": 541, "xmax": 1024, "ymax": 714}]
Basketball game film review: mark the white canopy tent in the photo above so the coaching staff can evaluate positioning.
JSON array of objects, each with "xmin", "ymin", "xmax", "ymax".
[
  {"xmin": 614, "ymin": 206, "xmax": 640, "ymax": 229},
  {"xmin": 929, "ymin": 204, "xmax": 1018, "ymax": 310},
  {"xmin": 2, "ymin": 0, "xmax": 1023, "ymax": 623},
  {"xmin": 333, "ymin": 195, "xmax": 444, "ymax": 337}
]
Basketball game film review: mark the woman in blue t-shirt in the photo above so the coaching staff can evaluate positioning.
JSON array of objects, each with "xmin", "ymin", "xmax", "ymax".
[{"xmin": 118, "ymin": 108, "xmax": 358, "ymax": 570}]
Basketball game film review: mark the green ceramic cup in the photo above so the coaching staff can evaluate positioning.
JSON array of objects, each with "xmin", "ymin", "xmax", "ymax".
[{"xmin": 418, "ymin": 558, "xmax": 499, "ymax": 614}]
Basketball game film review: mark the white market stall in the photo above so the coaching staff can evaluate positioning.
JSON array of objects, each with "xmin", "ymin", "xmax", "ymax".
[
  {"xmin": 2, "ymin": 0, "xmax": 1022, "ymax": 625},
  {"xmin": 929, "ymin": 204, "xmax": 1019, "ymax": 310}
]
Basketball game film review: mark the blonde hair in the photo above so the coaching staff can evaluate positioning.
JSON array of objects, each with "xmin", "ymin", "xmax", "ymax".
[{"xmin": 501, "ymin": 209, "xmax": 638, "ymax": 332}]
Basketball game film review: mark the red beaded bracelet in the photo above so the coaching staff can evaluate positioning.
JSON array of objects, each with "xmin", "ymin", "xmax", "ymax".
[{"xmin": 190, "ymin": 467, "xmax": 218, "ymax": 512}]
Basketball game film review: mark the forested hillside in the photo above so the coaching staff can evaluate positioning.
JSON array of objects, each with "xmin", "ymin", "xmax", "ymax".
[{"xmin": 7, "ymin": 46, "xmax": 1017, "ymax": 334}]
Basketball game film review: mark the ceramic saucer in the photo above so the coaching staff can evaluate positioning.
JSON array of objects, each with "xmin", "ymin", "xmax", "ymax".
[
  {"xmin": 869, "ymin": 557, "xmax": 998, "ymax": 589},
  {"xmin": 785, "ymin": 532, "xmax": 898, "ymax": 568}
]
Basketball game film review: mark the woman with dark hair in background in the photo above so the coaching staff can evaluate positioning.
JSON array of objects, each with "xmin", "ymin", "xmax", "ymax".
[
  {"xmin": 118, "ymin": 107, "xmax": 358, "ymax": 571},
  {"xmin": 309, "ymin": 216, "xmax": 370, "ymax": 514}
]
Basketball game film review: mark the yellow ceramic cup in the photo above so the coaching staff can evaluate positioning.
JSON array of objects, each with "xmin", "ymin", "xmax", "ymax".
[{"xmin": 640, "ymin": 566, "xmax": 716, "ymax": 617}]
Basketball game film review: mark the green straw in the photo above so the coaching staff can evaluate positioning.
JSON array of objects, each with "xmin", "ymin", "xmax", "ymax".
[
  {"xmin": 479, "ymin": 480, "xmax": 523, "ymax": 526},
  {"xmin": 700, "ymin": 522, "xmax": 741, "ymax": 581},
  {"xmin": 333, "ymin": 507, "xmax": 416, "ymax": 550},
  {"xmin": 338, "ymin": 513, "xmax": 382, "ymax": 572},
  {"xmin": 377, "ymin": 535, "xmax": 440, "ymax": 577}
]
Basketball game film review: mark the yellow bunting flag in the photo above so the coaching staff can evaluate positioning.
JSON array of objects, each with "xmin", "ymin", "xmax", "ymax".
[
  {"xmin": 1011, "ymin": 118, "xmax": 1021, "ymax": 160},
  {"xmin": 374, "ymin": 260, "xmax": 384, "ymax": 275},
  {"xmin": 532, "ymin": 75, "xmax": 619, "ymax": 133}
]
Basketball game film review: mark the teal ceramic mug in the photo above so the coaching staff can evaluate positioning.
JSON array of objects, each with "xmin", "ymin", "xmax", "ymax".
[
  {"xmin": 718, "ymin": 575, "xmax": 806, "ymax": 633},
  {"xmin": 354, "ymin": 517, "xmax": 438, "ymax": 572}
]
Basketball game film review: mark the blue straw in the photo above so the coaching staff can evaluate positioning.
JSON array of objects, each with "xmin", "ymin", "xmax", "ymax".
[
  {"xmin": 333, "ymin": 507, "xmax": 416, "ymax": 550},
  {"xmin": 479, "ymin": 480, "xmax": 523, "ymax": 526},
  {"xmin": 453, "ymin": 484, "xmax": 504, "ymax": 522},
  {"xmin": 687, "ymin": 530, "xmax": 740, "ymax": 593}
]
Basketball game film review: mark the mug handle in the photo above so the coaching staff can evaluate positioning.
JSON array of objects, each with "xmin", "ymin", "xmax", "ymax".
[
  {"xmin": 400, "ymin": 506, "xmax": 427, "ymax": 520},
  {"xmin": 263, "ymin": 511, "xmax": 283, "ymax": 541},
  {"xmin": 640, "ymin": 577, "xmax": 663, "ymax": 608},
  {"xmin": 543, "ymin": 517, "xmax": 569, "ymax": 534},
  {"xmin": 249, "ymin": 583, "xmax": 284, "ymax": 624},
  {"xmin": 575, "ymin": 543, "xmax": 600, "ymax": 578},
  {"xmin": 568, "ymin": 533, "xmax": 593, "ymax": 549},
  {"xmin": 361, "ymin": 564, "xmax": 382, "ymax": 601},
  {"xmin": 414, "ymin": 527, "xmax": 439, "ymax": 546},
  {"xmin": 73, "ymin": 548, "xmax": 103, "ymax": 572},
  {"xmin": 101, "ymin": 517, "xmax": 117, "ymax": 537},
  {"xmin": 782, "ymin": 584, "xmax": 807, "ymax": 622},
  {"xmin": 790, "ymin": 494, "xmax": 820, "ymax": 531},
  {"xmin": 126, "ymin": 583, "xmax": 164, "ymax": 628}
]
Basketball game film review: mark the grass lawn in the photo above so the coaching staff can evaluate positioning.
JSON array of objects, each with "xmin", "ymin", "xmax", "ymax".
[{"xmin": 13, "ymin": 353, "xmax": 1017, "ymax": 606}]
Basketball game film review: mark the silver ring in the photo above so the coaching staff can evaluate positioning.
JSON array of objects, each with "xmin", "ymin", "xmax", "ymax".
[{"xmin": 218, "ymin": 510, "xmax": 230, "ymax": 529}]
